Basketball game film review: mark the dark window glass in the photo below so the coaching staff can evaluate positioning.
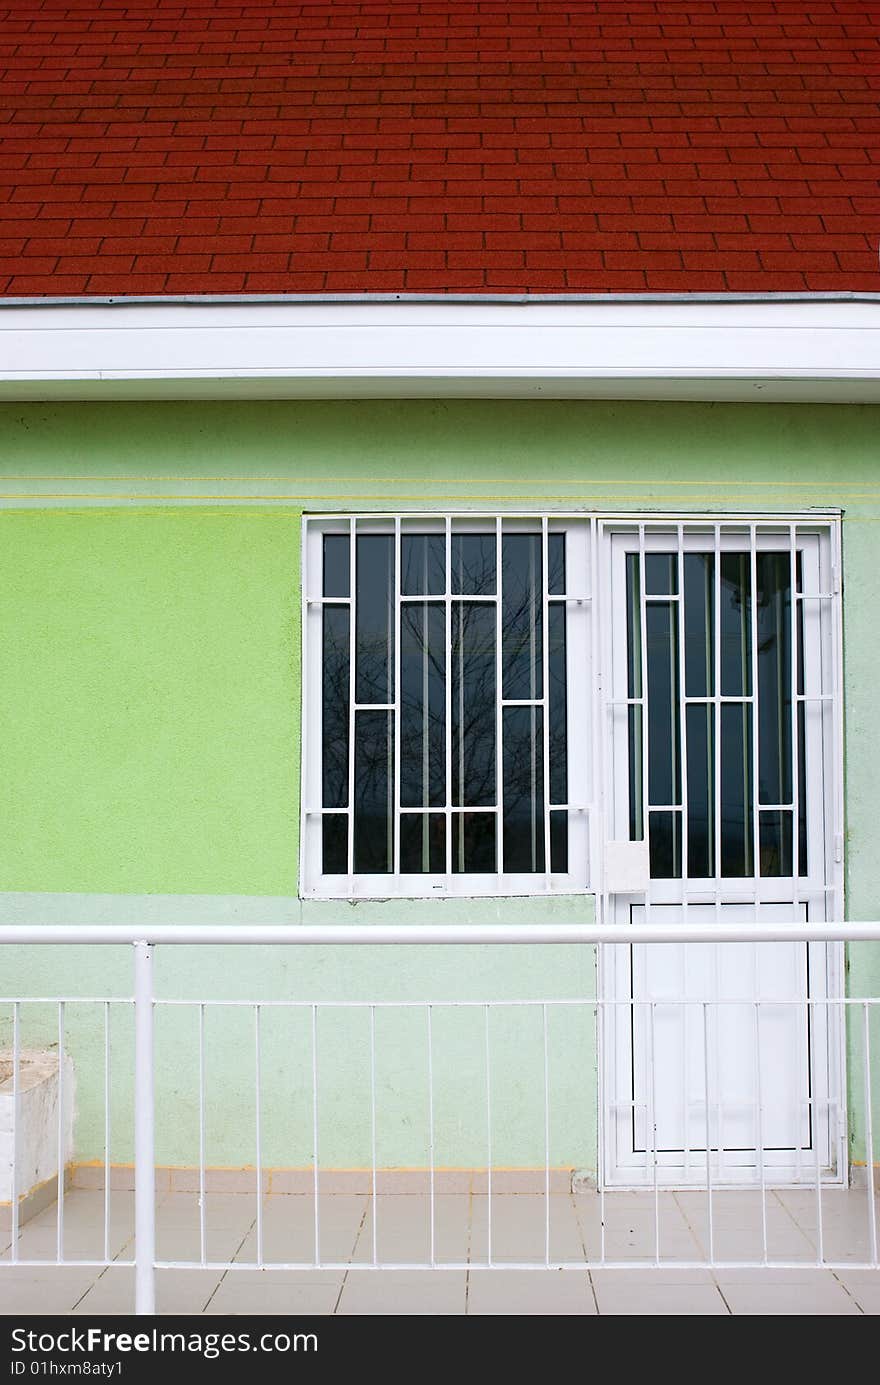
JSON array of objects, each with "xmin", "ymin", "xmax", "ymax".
[
  {"xmin": 548, "ymin": 534, "xmax": 566, "ymax": 595},
  {"xmin": 323, "ymin": 535, "xmax": 350, "ymax": 598},
  {"xmin": 452, "ymin": 533, "xmax": 496, "ymax": 595},
  {"xmin": 684, "ymin": 553, "xmax": 714, "ymax": 698},
  {"xmin": 548, "ymin": 603, "xmax": 568, "ymax": 805},
  {"xmin": 451, "ymin": 603, "xmax": 496, "ymax": 808},
  {"xmin": 550, "ymin": 810, "xmax": 568, "ymax": 873},
  {"xmin": 356, "ymin": 535, "xmax": 394, "ymax": 704},
  {"xmin": 322, "ymin": 605, "xmax": 349, "ymax": 809},
  {"xmin": 400, "ymin": 602, "xmax": 445, "ymax": 808},
  {"xmin": 452, "ymin": 813, "xmax": 496, "ymax": 873},
  {"xmin": 400, "ymin": 814, "xmax": 446, "ymax": 873},
  {"xmin": 686, "ymin": 703, "xmax": 714, "ymax": 877},
  {"xmin": 322, "ymin": 815, "xmax": 347, "ymax": 874},
  {"xmin": 319, "ymin": 521, "xmax": 577, "ymax": 881},
  {"xmin": 720, "ymin": 703, "xmax": 753, "ymax": 876},
  {"xmin": 353, "ymin": 709, "xmax": 394, "ymax": 873},
  {"xmin": 502, "ymin": 533, "xmax": 543, "ymax": 701},
  {"xmin": 720, "ymin": 553, "xmax": 751, "ymax": 697},
  {"xmin": 402, "ymin": 534, "xmax": 445, "ymax": 596},
  {"xmin": 646, "ymin": 601, "xmax": 681, "ymax": 806},
  {"xmin": 503, "ymin": 706, "xmax": 545, "ymax": 873},
  {"xmin": 626, "ymin": 554, "xmax": 642, "ymax": 698},
  {"xmin": 645, "ymin": 552, "xmax": 678, "ymax": 596}
]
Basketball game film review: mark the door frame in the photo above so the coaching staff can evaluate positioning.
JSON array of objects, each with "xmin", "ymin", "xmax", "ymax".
[{"xmin": 594, "ymin": 514, "xmax": 846, "ymax": 1190}]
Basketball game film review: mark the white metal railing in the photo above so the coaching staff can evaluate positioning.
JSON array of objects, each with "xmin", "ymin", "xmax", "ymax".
[{"xmin": 0, "ymin": 921, "xmax": 878, "ymax": 1316}]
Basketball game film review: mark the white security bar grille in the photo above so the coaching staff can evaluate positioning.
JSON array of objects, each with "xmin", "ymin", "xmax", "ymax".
[{"xmin": 302, "ymin": 514, "xmax": 592, "ymax": 897}]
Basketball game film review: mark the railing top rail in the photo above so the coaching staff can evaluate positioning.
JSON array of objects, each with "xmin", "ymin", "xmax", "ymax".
[{"xmin": 0, "ymin": 922, "xmax": 878, "ymax": 945}]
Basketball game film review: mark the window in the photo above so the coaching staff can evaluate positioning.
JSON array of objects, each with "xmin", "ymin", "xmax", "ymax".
[{"xmin": 302, "ymin": 516, "xmax": 591, "ymax": 897}]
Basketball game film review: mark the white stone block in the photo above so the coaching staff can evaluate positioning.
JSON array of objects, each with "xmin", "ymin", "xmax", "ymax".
[{"xmin": 0, "ymin": 1050, "xmax": 75, "ymax": 1204}]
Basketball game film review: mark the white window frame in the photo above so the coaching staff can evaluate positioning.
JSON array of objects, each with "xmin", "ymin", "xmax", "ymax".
[{"xmin": 300, "ymin": 513, "xmax": 592, "ymax": 899}]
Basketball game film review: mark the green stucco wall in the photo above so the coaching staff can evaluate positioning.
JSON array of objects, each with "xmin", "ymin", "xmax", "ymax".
[{"xmin": 0, "ymin": 399, "xmax": 877, "ymax": 1177}]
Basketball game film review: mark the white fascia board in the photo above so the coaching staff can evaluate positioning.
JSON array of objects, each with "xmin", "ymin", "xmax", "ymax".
[{"xmin": 1, "ymin": 297, "xmax": 879, "ymax": 402}]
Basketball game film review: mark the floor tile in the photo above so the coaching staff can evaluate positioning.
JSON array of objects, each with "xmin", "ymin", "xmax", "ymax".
[
  {"xmin": 0, "ymin": 1267, "xmax": 99, "ymax": 1315},
  {"xmin": 467, "ymin": 1269, "xmax": 596, "ymax": 1315},
  {"xmin": 336, "ymin": 1269, "xmax": 467, "ymax": 1316},
  {"xmin": 354, "ymin": 1194, "xmax": 471, "ymax": 1266},
  {"xmin": 205, "ymin": 1272, "xmax": 340, "ymax": 1316},
  {"xmin": 233, "ymin": 1195, "xmax": 366, "ymax": 1267},
  {"xmin": 718, "ymin": 1277, "xmax": 861, "ymax": 1315},
  {"xmin": 592, "ymin": 1280, "xmax": 729, "ymax": 1315},
  {"xmin": 829, "ymin": 1271, "xmax": 880, "ymax": 1314}
]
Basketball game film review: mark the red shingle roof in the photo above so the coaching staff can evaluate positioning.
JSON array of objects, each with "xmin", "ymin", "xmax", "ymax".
[{"xmin": 1, "ymin": 1, "xmax": 878, "ymax": 296}]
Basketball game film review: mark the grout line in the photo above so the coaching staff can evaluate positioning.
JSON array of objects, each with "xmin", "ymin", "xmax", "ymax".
[
  {"xmin": 671, "ymin": 1188, "xmax": 710, "ymax": 1263},
  {"xmin": 70, "ymin": 1222, "xmax": 135, "ymax": 1312},
  {"xmin": 333, "ymin": 1197, "xmax": 369, "ymax": 1314},
  {"xmin": 464, "ymin": 1183, "xmax": 472, "ymax": 1315},
  {"xmin": 831, "ymin": 1269, "xmax": 866, "ymax": 1314},
  {"xmin": 201, "ymin": 1217, "xmax": 257, "ymax": 1314},
  {"xmin": 712, "ymin": 1275, "xmax": 735, "ymax": 1315},
  {"xmin": 570, "ymin": 1189, "xmax": 600, "ymax": 1314}
]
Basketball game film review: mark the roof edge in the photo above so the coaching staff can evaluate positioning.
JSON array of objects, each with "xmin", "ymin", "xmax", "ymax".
[{"xmin": 2, "ymin": 291, "xmax": 880, "ymax": 310}]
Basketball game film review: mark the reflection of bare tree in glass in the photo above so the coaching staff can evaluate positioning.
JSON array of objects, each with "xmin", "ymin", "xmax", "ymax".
[
  {"xmin": 324, "ymin": 538, "xmax": 568, "ymax": 874},
  {"xmin": 321, "ymin": 612, "xmax": 349, "ymax": 809}
]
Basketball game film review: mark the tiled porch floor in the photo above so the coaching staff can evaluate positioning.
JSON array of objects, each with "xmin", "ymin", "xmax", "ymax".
[{"xmin": 2, "ymin": 1186, "xmax": 878, "ymax": 1315}]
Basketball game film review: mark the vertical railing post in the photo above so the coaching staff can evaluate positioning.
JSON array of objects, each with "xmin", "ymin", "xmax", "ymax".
[{"xmin": 133, "ymin": 940, "xmax": 156, "ymax": 1316}]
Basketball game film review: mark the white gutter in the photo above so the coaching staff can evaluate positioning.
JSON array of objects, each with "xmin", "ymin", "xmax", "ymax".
[{"xmin": 1, "ymin": 295, "xmax": 879, "ymax": 402}]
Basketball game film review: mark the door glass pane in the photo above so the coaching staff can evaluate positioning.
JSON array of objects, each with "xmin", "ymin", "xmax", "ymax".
[
  {"xmin": 628, "ymin": 705, "xmax": 643, "ymax": 840},
  {"xmin": 548, "ymin": 603, "xmax": 568, "ymax": 805},
  {"xmin": 684, "ymin": 553, "xmax": 714, "ymax": 697},
  {"xmin": 323, "ymin": 534, "xmax": 350, "ymax": 598},
  {"xmin": 353, "ymin": 709, "xmax": 394, "ymax": 873},
  {"xmin": 322, "ymin": 605, "xmax": 349, "ymax": 809},
  {"xmin": 452, "ymin": 533, "xmax": 495, "ymax": 595},
  {"xmin": 645, "ymin": 552, "xmax": 678, "ymax": 595},
  {"xmin": 400, "ymin": 814, "xmax": 445, "ymax": 873},
  {"xmin": 502, "ymin": 533, "xmax": 543, "ymax": 701},
  {"xmin": 720, "ymin": 553, "xmax": 752, "ymax": 696},
  {"xmin": 760, "ymin": 809, "xmax": 793, "ymax": 877},
  {"xmin": 721, "ymin": 703, "xmax": 754, "ymax": 876},
  {"xmin": 402, "ymin": 534, "xmax": 445, "ymax": 596},
  {"xmin": 626, "ymin": 554, "xmax": 641, "ymax": 698},
  {"xmin": 756, "ymin": 552, "xmax": 792, "ymax": 806},
  {"xmin": 626, "ymin": 553, "xmax": 644, "ymax": 839},
  {"xmin": 796, "ymin": 555, "xmax": 808, "ymax": 877},
  {"xmin": 400, "ymin": 602, "xmax": 445, "ymax": 808},
  {"xmin": 503, "ymin": 706, "xmax": 545, "ymax": 872},
  {"xmin": 649, "ymin": 810, "xmax": 681, "ymax": 877},
  {"xmin": 646, "ymin": 602, "xmax": 681, "ymax": 806},
  {"xmin": 451, "ymin": 603, "xmax": 496, "ymax": 808},
  {"xmin": 356, "ymin": 535, "xmax": 394, "ymax": 704},
  {"xmin": 686, "ymin": 703, "xmax": 714, "ymax": 877},
  {"xmin": 452, "ymin": 813, "xmax": 496, "ymax": 873}
]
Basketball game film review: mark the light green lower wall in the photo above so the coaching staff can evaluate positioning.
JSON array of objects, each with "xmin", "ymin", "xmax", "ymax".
[{"xmin": 0, "ymin": 399, "xmax": 877, "ymax": 1173}]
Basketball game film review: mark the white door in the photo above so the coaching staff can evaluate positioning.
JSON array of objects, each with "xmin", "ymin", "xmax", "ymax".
[{"xmin": 601, "ymin": 522, "xmax": 844, "ymax": 1187}]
